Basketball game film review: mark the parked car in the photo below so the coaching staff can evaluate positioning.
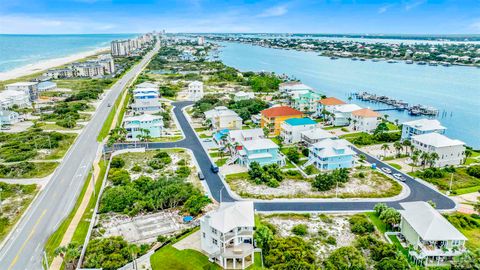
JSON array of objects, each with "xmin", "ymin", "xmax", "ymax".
[
  {"xmin": 107, "ymin": 103, "xmax": 112, "ymax": 107},
  {"xmin": 197, "ymin": 171, "xmax": 205, "ymax": 180},
  {"xmin": 381, "ymin": 167, "xmax": 392, "ymax": 174},
  {"xmin": 211, "ymin": 164, "xmax": 219, "ymax": 173},
  {"xmin": 393, "ymin": 173, "xmax": 406, "ymax": 182}
]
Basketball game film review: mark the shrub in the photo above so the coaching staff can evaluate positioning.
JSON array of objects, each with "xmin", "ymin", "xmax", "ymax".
[
  {"xmin": 318, "ymin": 229, "xmax": 328, "ymax": 238},
  {"xmin": 291, "ymin": 224, "xmax": 308, "ymax": 236},
  {"xmin": 182, "ymin": 194, "xmax": 211, "ymax": 216},
  {"xmin": 349, "ymin": 214, "xmax": 374, "ymax": 235},
  {"xmin": 110, "ymin": 156, "xmax": 125, "ymax": 168},
  {"xmin": 325, "ymin": 236, "xmax": 337, "ymax": 245},
  {"xmin": 286, "ymin": 148, "xmax": 300, "ymax": 164},
  {"xmin": 107, "ymin": 169, "xmax": 131, "ymax": 185},
  {"xmin": 466, "ymin": 165, "xmax": 480, "ymax": 178},
  {"xmin": 324, "ymin": 246, "xmax": 366, "ymax": 270},
  {"xmin": 131, "ymin": 164, "xmax": 142, "ymax": 172},
  {"xmin": 175, "ymin": 166, "xmax": 191, "ymax": 178}
]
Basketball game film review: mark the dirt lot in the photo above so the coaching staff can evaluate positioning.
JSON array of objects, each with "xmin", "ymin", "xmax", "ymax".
[{"xmin": 227, "ymin": 167, "xmax": 402, "ymax": 199}]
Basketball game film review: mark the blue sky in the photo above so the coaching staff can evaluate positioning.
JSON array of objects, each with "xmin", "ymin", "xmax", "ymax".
[{"xmin": 0, "ymin": 0, "xmax": 479, "ymax": 34}]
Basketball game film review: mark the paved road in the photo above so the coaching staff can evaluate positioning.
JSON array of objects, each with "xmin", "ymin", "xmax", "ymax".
[
  {"xmin": 0, "ymin": 42, "xmax": 160, "ymax": 270},
  {"xmin": 108, "ymin": 101, "xmax": 456, "ymax": 213}
]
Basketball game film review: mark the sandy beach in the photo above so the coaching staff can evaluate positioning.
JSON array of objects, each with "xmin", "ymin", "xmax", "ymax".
[{"xmin": 0, "ymin": 47, "xmax": 109, "ymax": 81}]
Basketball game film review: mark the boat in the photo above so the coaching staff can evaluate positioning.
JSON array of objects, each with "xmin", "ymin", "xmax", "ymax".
[
  {"xmin": 330, "ymin": 56, "xmax": 338, "ymax": 60},
  {"xmin": 371, "ymin": 59, "xmax": 380, "ymax": 62},
  {"xmin": 429, "ymin": 61, "xmax": 438, "ymax": 66},
  {"xmin": 417, "ymin": 61, "xmax": 427, "ymax": 65},
  {"xmin": 359, "ymin": 58, "xmax": 366, "ymax": 61},
  {"xmin": 405, "ymin": 60, "xmax": 414, "ymax": 64},
  {"xmin": 442, "ymin": 62, "xmax": 451, "ymax": 67},
  {"xmin": 409, "ymin": 109, "xmax": 421, "ymax": 116},
  {"xmin": 387, "ymin": 59, "xmax": 397, "ymax": 63},
  {"xmin": 352, "ymin": 57, "xmax": 359, "ymax": 61}
]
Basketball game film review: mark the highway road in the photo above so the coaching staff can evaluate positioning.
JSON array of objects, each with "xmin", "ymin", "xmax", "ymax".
[
  {"xmin": 0, "ymin": 42, "xmax": 160, "ymax": 270},
  {"xmin": 108, "ymin": 101, "xmax": 457, "ymax": 212}
]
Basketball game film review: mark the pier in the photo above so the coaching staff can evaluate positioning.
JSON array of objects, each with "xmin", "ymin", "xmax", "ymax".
[{"xmin": 354, "ymin": 91, "xmax": 439, "ymax": 117}]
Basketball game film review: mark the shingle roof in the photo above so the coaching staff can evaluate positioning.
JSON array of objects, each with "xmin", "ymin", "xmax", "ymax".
[
  {"xmin": 399, "ymin": 202, "xmax": 466, "ymax": 241},
  {"xmin": 352, "ymin": 108, "xmax": 380, "ymax": 118},
  {"xmin": 261, "ymin": 106, "xmax": 303, "ymax": 118},
  {"xmin": 319, "ymin": 97, "xmax": 346, "ymax": 106}
]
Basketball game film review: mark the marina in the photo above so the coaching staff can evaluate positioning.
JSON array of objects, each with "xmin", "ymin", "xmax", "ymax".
[{"xmin": 354, "ymin": 92, "xmax": 439, "ymax": 116}]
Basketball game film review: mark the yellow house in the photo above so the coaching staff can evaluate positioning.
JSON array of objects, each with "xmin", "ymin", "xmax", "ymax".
[{"xmin": 260, "ymin": 106, "xmax": 304, "ymax": 135}]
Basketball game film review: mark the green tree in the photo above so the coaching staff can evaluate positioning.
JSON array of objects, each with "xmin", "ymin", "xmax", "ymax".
[
  {"xmin": 324, "ymin": 246, "xmax": 366, "ymax": 270},
  {"xmin": 374, "ymin": 203, "xmax": 388, "ymax": 216},
  {"xmin": 287, "ymin": 148, "xmax": 300, "ymax": 164},
  {"xmin": 381, "ymin": 144, "xmax": 390, "ymax": 158},
  {"xmin": 312, "ymin": 172, "xmax": 335, "ymax": 191},
  {"xmin": 254, "ymin": 225, "xmax": 274, "ymax": 254},
  {"xmin": 110, "ymin": 156, "xmax": 125, "ymax": 168},
  {"xmin": 291, "ymin": 224, "xmax": 308, "ymax": 236},
  {"xmin": 379, "ymin": 207, "xmax": 401, "ymax": 230}
]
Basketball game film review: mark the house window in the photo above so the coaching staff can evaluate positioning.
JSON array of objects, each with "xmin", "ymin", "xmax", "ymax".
[
  {"xmin": 452, "ymin": 240, "xmax": 461, "ymax": 246},
  {"xmin": 202, "ymin": 232, "xmax": 206, "ymax": 238},
  {"xmin": 212, "ymin": 239, "xmax": 218, "ymax": 245}
]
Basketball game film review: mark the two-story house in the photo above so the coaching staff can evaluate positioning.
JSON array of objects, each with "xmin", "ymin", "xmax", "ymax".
[
  {"xmin": 188, "ymin": 81, "xmax": 204, "ymax": 101},
  {"xmin": 280, "ymin": 117, "xmax": 317, "ymax": 144},
  {"xmin": 316, "ymin": 97, "xmax": 346, "ymax": 117},
  {"xmin": 411, "ymin": 133, "xmax": 465, "ymax": 167},
  {"xmin": 200, "ymin": 201, "xmax": 255, "ymax": 269},
  {"xmin": 330, "ymin": 104, "xmax": 363, "ymax": 126},
  {"xmin": 237, "ymin": 138, "xmax": 285, "ymax": 167},
  {"xmin": 304, "ymin": 138, "xmax": 356, "ymax": 170},
  {"xmin": 349, "ymin": 108, "xmax": 380, "ymax": 132},
  {"xmin": 401, "ymin": 119, "xmax": 446, "ymax": 141},
  {"xmin": 204, "ymin": 106, "xmax": 243, "ymax": 131},
  {"xmin": 300, "ymin": 128, "xmax": 336, "ymax": 146},
  {"xmin": 260, "ymin": 106, "xmax": 304, "ymax": 136},
  {"xmin": 399, "ymin": 201, "xmax": 467, "ymax": 266},
  {"xmin": 290, "ymin": 90, "xmax": 322, "ymax": 113}
]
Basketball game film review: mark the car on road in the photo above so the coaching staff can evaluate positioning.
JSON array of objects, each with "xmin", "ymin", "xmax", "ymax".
[
  {"xmin": 204, "ymin": 139, "xmax": 212, "ymax": 142},
  {"xmin": 198, "ymin": 171, "xmax": 205, "ymax": 180},
  {"xmin": 211, "ymin": 164, "xmax": 219, "ymax": 173},
  {"xmin": 381, "ymin": 167, "xmax": 392, "ymax": 174},
  {"xmin": 393, "ymin": 173, "xmax": 406, "ymax": 182},
  {"xmin": 107, "ymin": 103, "xmax": 112, "ymax": 107}
]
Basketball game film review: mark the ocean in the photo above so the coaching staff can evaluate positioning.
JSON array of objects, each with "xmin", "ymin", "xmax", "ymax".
[
  {"xmin": 0, "ymin": 34, "xmax": 137, "ymax": 72},
  {"xmin": 216, "ymin": 42, "xmax": 480, "ymax": 148}
]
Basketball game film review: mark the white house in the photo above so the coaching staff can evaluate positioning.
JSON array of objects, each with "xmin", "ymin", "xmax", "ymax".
[
  {"xmin": 188, "ymin": 81, "xmax": 204, "ymax": 101},
  {"xmin": 0, "ymin": 110, "xmax": 20, "ymax": 126},
  {"xmin": 136, "ymin": 82, "xmax": 158, "ymax": 89},
  {"xmin": 316, "ymin": 97, "xmax": 346, "ymax": 117},
  {"xmin": 349, "ymin": 108, "xmax": 380, "ymax": 132},
  {"xmin": 228, "ymin": 128, "xmax": 264, "ymax": 145},
  {"xmin": 330, "ymin": 104, "xmax": 363, "ymax": 126},
  {"xmin": 5, "ymin": 82, "xmax": 39, "ymax": 101},
  {"xmin": 130, "ymin": 98, "xmax": 163, "ymax": 114},
  {"xmin": 304, "ymin": 138, "xmax": 356, "ymax": 171},
  {"xmin": 200, "ymin": 201, "xmax": 255, "ymax": 269},
  {"xmin": 204, "ymin": 106, "xmax": 242, "ymax": 131},
  {"xmin": 0, "ymin": 90, "xmax": 31, "ymax": 109},
  {"xmin": 234, "ymin": 91, "xmax": 255, "ymax": 101},
  {"xmin": 399, "ymin": 201, "xmax": 467, "ymax": 266},
  {"xmin": 279, "ymin": 81, "xmax": 313, "ymax": 95},
  {"xmin": 300, "ymin": 127, "xmax": 336, "ymax": 146},
  {"xmin": 411, "ymin": 133, "xmax": 465, "ymax": 167},
  {"xmin": 401, "ymin": 119, "xmax": 446, "ymax": 141},
  {"xmin": 280, "ymin": 117, "xmax": 317, "ymax": 144},
  {"xmin": 133, "ymin": 87, "xmax": 159, "ymax": 100}
]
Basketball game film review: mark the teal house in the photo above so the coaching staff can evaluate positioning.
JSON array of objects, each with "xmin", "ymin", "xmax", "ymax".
[
  {"xmin": 123, "ymin": 114, "xmax": 163, "ymax": 141},
  {"xmin": 236, "ymin": 138, "xmax": 285, "ymax": 167},
  {"xmin": 291, "ymin": 90, "xmax": 322, "ymax": 112},
  {"xmin": 304, "ymin": 138, "xmax": 355, "ymax": 171}
]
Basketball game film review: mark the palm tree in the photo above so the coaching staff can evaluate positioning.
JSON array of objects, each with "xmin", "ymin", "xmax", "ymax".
[
  {"xmin": 129, "ymin": 244, "xmax": 140, "ymax": 270},
  {"xmin": 429, "ymin": 152, "xmax": 439, "ymax": 168},
  {"xmin": 402, "ymin": 140, "xmax": 411, "ymax": 156},
  {"xmin": 394, "ymin": 119, "xmax": 399, "ymax": 127},
  {"xmin": 381, "ymin": 144, "xmax": 390, "ymax": 158},
  {"xmin": 393, "ymin": 141, "xmax": 403, "ymax": 157},
  {"xmin": 204, "ymin": 118, "xmax": 212, "ymax": 129},
  {"xmin": 420, "ymin": 152, "xmax": 430, "ymax": 169},
  {"xmin": 383, "ymin": 114, "xmax": 389, "ymax": 122},
  {"xmin": 464, "ymin": 149, "xmax": 472, "ymax": 164},
  {"xmin": 411, "ymin": 155, "xmax": 419, "ymax": 171}
]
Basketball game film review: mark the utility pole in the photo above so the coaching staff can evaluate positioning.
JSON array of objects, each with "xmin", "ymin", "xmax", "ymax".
[
  {"xmin": 43, "ymin": 250, "xmax": 49, "ymax": 270},
  {"xmin": 449, "ymin": 172, "xmax": 454, "ymax": 193},
  {"xmin": 0, "ymin": 188, "xmax": 3, "ymax": 213}
]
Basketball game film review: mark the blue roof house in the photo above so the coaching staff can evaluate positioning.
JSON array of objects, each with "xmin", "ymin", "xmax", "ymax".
[{"xmin": 280, "ymin": 117, "xmax": 317, "ymax": 144}]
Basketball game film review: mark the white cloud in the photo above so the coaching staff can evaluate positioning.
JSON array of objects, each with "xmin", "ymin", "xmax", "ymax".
[
  {"xmin": 378, "ymin": 4, "xmax": 392, "ymax": 14},
  {"xmin": 0, "ymin": 14, "xmax": 118, "ymax": 34},
  {"xmin": 404, "ymin": 0, "xmax": 426, "ymax": 11},
  {"xmin": 257, "ymin": 4, "xmax": 288, "ymax": 18}
]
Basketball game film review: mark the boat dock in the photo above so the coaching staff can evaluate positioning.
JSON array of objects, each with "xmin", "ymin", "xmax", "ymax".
[{"xmin": 354, "ymin": 91, "xmax": 439, "ymax": 116}]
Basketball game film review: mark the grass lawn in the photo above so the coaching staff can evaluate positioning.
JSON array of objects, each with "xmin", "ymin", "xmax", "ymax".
[
  {"xmin": 150, "ymin": 136, "xmax": 184, "ymax": 142},
  {"xmin": 225, "ymin": 172, "xmax": 249, "ymax": 181},
  {"xmin": 43, "ymin": 134, "xmax": 77, "ymax": 160},
  {"xmin": 215, "ymin": 158, "xmax": 227, "ymax": 167},
  {"xmin": 194, "ymin": 127, "xmax": 208, "ymax": 132},
  {"xmin": 284, "ymin": 160, "xmax": 296, "ymax": 169},
  {"xmin": 465, "ymin": 150, "xmax": 480, "ymax": 165},
  {"xmin": 19, "ymin": 162, "xmax": 59, "ymax": 178},
  {"xmin": 97, "ymin": 87, "xmax": 124, "ymax": 142},
  {"xmin": 366, "ymin": 212, "xmax": 387, "ymax": 234},
  {"xmin": 410, "ymin": 167, "xmax": 480, "ymax": 194},
  {"xmin": 199, "ymin": 134, "xmax": 211, "ymax": 139},
  {"xmin": 247, "ymin": 252, "xmax": 264, "ymax": 270},
  {"xmin": 445, "ymin": 213, "xmax": 480, "ymax": 251},
  {"xmin": 386, "ymin": 123, "xmax": 400, "ymax": 131},
  {"xmin": 150, "ymin": 245, "xmax": 220, "ymax": 270},
  {"xmin": 388, "ymin": 163, "xmax": 402, "ymax": 170},
  {"xmin": 39, "ymin": 123, "xmax": 84, "ymax": 131}
]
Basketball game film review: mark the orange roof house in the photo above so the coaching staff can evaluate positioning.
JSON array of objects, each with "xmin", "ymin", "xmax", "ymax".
[
  {"xmin": 351, "ymin": 108, "xmax": 381, "ymax": 118},
  {"xmin": 318, "ymin": 97, "xmax": 346, "ymax": 106},
  {"xmin": 260, "ymin": 106, "xmax": 304, "ymax": 135},
  {"xmin": 350, "ymin": 108, "xmax": 381, "ymax": 132}
]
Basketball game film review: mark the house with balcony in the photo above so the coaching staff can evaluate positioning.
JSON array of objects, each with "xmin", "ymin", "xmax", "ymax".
[
  {"xmin": 330, "ymin": 104, "xmax": 363, "ymax": 126},
  {"xmin": 123, "ymin": 114, "xmax": 163, "ymax": 141},
  {"xmin": 290, "ymin": 90, "xmax": 322, "ymax": 113},
  {"xmin": 279, "ymin": 81, "xmax": 313, "ymax": 95},
  {"xmin": 349, "ymin": 108, "xmax": 380, "ymax": 132},
  {"xmin": 399, "ymin": 201, "xmax": 467, "ymax": 266},
  {"xmin": 316, "ymin": 97, "xmax": 346, "ymax": 117},
  {"xmin": 133, "ymin": 87, "xmax": 159, "ymax": 100},
  {"xmin": 280, "ymin": 117, "xmax": 317, "ymax": 144},
  {"xmin": 234, "ymin": 91, "xmax": 255, "ymax": 102},
  {"xmin": 200, "ymin": 201, "xmax": 255, "ymax": 269},
  {"xmin": 235, "ymin": 138, "xmax": 285, "ymax": 167},
  {"xmin": 303, "ymin": 138, "xmax": 355, "ymax": 170},
  {"xmin": 204, "ymin": 106, "xmax": 242, "ymax": 131},
  {"xmin": 300, "ymin": 127, "xmax": 336, "ymax": 146},
  {"xmin": 411, "ymin": 133, "xmax": 465, "ymax": 167},
  {"xmin": 401, "ymin": 119, "xmax": 446, "ymax": 141},
  {"xmin": 130, "ymin": 98, "xmax": 162, "ymax": 114},
  {"xmin": 260, "ymin": 106, "xmax": 304, "ymax": 136},
  {"xmin": 187, "ymin": 81, "xmax": 204, "ymax": 101}
]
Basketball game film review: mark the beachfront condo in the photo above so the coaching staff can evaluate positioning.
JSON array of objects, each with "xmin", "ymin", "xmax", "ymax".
[{"xmin": 411, "ymin": 133, "xmax": 465, "ymax": 167}]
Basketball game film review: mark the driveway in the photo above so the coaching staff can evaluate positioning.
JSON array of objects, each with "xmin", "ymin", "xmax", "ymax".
[{"xmin": 108, "ymin": 101, "xmax": 456, "ymax": 212}]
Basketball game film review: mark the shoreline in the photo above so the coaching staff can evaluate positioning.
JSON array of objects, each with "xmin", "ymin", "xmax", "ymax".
[{"xmin": 0, "ymin": 47, "xmax": 110, "ymax": 82}]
